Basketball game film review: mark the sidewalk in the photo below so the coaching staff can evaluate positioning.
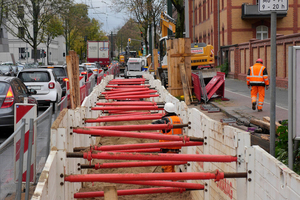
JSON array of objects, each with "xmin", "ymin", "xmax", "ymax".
[{"xmin": 210, "ymin": 78, "xmax": 288, "ymax": 122}]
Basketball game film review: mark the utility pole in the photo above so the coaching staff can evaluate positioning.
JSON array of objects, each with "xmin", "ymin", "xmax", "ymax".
[{"xmin": 258, "ymin": 0, "xmax": 288, "ymax": 156}]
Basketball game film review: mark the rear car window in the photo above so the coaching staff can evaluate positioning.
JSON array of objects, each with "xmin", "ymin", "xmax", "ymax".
[
  {"xmin": 0, "ymin": 65, "xmax": 11, "ymax": 72},
  {"xmin": 19, "ymin": 72, "xmax": 50, "ymax": 82},
  {"xmin": 0, "ymin": 82, "xmax": 9, "ymax": 95},
  {"xmin": 51, "ymin": 68, "xmax": 66, "ymax": 76}
]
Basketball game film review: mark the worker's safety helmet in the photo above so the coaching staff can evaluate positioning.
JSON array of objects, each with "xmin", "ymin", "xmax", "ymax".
[
  {"xmin": 164, "ymin": 102, "xmax": 175, "ymax": 113},
  {"xmin": 256, "ymin": 58, "xmax": 263, "ymax": 64}
]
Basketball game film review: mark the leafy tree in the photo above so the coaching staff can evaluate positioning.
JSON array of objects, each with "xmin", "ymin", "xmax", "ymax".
[
  {"xmin": 73, "ymin": 18, "xmax": 108, "ymax": 62},
  {"xmin": 62, "ymin": 3, "xmax": 90, "ymax": 56},
  {"xmin": 4, "ymin": 0, "xmax": 70, "ymax": 62},
  {"xmin": 44, "ymin": 16, "xmax": 64, "ymax": 64},
  {"xmin": 115, "ymin": 19, "xmax": 141, "ymax": 54}
]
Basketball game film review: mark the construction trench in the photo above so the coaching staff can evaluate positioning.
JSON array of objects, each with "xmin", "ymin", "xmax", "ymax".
[{"xmin": 33, "ymin": 74, "xmax": 300, "ymax": 200}]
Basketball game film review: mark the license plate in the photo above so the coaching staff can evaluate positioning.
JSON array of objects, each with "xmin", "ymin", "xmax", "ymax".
[{"xmin": 28, "ymin": 86, "xmax": 41, "ymax": 90}]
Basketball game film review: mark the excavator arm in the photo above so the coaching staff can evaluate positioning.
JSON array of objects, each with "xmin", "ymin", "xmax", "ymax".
[{"xmin": 160, "ymin": 12, "xmax": 176, "ymax": 37}]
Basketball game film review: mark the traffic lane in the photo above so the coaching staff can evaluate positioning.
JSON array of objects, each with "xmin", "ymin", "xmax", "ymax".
[{"xmin": 0, "ymin": 106, "xmax": 53, "ymax": 198}]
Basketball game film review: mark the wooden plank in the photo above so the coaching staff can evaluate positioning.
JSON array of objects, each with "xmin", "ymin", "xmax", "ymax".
[
  {"xmin": 179, "ymin": 63, "xmax": 191, "ymax": 105},
  {"xmin": 263, "ymin": 116, "xmax": 282, "ymax": 129},
  {"xmin": 250, "ymin": 118, "xmax": 271, "ymax": 131},
  {"xmin": 104, "ymin": 186, "xmax": 118, "ymax": 200},
  {"xmin": 170, "ymin": 53, "xmax": 196, "ymax": 57},
  {"xmin": 66, "ymin": 50, "xmax": 80, "ymax": 109},
  {"xmin": 153, "ymin": 49, "xmax": 159, "ymax": 76}
]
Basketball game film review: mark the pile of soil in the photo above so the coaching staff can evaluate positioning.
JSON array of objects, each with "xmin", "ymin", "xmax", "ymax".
[{"xmin": 78, "ymin": 120, "xmax": 193, "ymax": 200}]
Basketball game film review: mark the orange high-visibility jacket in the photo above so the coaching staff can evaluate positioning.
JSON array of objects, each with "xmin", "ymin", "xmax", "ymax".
[
  {"xmin": 159, "ymin": 115, "xmax": 183, "ymax": 149},
  {"xmin": 247, "ymin": 63, "xmax": 269, "ymax": 86}
]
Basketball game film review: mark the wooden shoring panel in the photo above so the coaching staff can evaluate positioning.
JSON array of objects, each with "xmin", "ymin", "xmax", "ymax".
[
  {"xmin": 66, "ymin": 50, "xmax": 80, "ymax": 109},
  {"xmin": 153, "ymin": 49, "xmax": 159, "ymax": 74}
]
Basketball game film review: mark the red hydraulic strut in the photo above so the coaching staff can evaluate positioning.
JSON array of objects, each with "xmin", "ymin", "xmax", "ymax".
[
  {"xmin": 106, "ymin": 85, "xmax": 150, "ymax": 88},
  {"xmin": 93, "ymin": 112, "xmax": 158, "ymax": 119},
  {"xmin": 112, "ymin": 148, "xmax": 161, "ymax": 152},
  {"xmin": 105, "ymin": 94, "xmax": 159, "ymax": 99},
  {"xmin": 65, "ymin": 170, "xmax": 225, "ymax": 182},
  {"xmin": 109, "ymin": 78, "xmax": 146, "ymax": 82},
  {"xmin": 67, "ymin": 152, "xmax": 237, "ymax": 163},
  {"xmin": 91, "ymin": 105, "xmax": 164, "ymax": 111},
  {"xmin": 102, "ymin": 88, "xmax": 150, "ymax": 95},
  {"xmin": 74, "ymin": 187, "xmax": 187, "ymax": 198},
  {"xmin": 84, "ymin": 123, "xmax": 185, "ymax": 131},
  {"xmin": 108, "ymin": 80, "xmax": 145, "ymax": 84},
  {"xmin": 74, "ymin": 141, "xmax": 203, "ymax": 152},
  {"xmin": 96, "ymin": 101, "xmax": 162, "ymax": 106},
  {"xmin": 73, "ymin": 128, "xmax": 193, "ymax": 142},
  {"xmin": 85, "ymin": 114, "xmax": 162, "ymax": 123},
  {"xmin": 80, "ymin": 161, "xmax": 187, "ymax": 169},
  {"xmin": 109, "ymin": 181, "xmax": 203, "ymax": 190},
  {"xmin": 105, "ymin": 110, "xmax": 159, "ymax": 114},
  {"xmin": 104, "ymin": 90, "xmax": 157, "ymax": 97}
]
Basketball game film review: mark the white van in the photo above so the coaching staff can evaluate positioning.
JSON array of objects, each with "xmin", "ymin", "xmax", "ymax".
[{"xmin": 125, "ymin": 58, "xmax": 145, "ymax": 78}]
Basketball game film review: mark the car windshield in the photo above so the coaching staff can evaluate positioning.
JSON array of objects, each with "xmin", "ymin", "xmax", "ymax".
[
  {"xmin": 0, "ymin": 82, "xmax": 9, "ymax": 95},
  {"xmin": 0, "ymin": 66, "xmax": 11, "ymax": 72},
  {"xmin": 19, "ymin": 72, "xmax": 50, "ymax": 82}
]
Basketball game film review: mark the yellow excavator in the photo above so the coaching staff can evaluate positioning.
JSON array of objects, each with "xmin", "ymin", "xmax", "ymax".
[{"xmin": 158, "ymin": 11, "xmax": 215, "ymax": 88}]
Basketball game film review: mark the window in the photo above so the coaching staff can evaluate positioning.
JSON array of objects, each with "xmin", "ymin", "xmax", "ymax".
[
  {"xmin": 18, "ymin": 6, "xmax": 24, "ymax": 19},
  {"xmin": 19, "ymin": 47, "xmax": 26, "ymax": 59},
  {"xmin": 256, "ymin": 25, "xmax": 268, "ymax": 40},
  {"xmin": 0, "ymin": 28, "xmax": 3, "ymax": 38},
  {"xmin": 18, "ymin": 27, "xmax": 25, "ymax": 38}
]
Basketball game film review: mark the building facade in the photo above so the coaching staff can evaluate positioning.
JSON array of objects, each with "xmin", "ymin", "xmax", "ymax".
[{"xmin": 188, "ymin": 0, "xmax": 299, "ymax": 88}]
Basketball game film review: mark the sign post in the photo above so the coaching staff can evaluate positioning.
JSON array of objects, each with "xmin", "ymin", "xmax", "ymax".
[{"xmin": 258, "ymin": 0, "xmax": 288, "ymax": 157}]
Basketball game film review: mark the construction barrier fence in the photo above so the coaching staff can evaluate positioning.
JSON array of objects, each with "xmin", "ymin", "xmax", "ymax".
[{"xmin": 32, "ymin": 73, "xmax": 300, "ymax": 200}]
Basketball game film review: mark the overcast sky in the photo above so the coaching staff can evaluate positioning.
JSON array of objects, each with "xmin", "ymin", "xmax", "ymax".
[{"xmin": 75, "ymin": 0, "xmax": 128, "ymax": 34}]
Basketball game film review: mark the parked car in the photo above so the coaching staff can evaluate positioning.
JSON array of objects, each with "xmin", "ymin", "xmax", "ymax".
[
  {"xmin": 0, "ymin": 65, "xmax": 15, "ymax": 76},
  {"xmin": 17, "ymin": 68, "xmax": 62, "ymax": 107},
  {"xmin": 0, "ymin": 76, "xmax": 37, "ymax": 127},
  {"xmin": 1, "ymin": 61, "xmax": 14, "ymax": 66},
  {"xmin": 12, "ymin": 65, "xmax": 19, "ymax": 76},
  {"xmin": 39, "ymin": 65, "xmax": 68, "ymax": 96}
]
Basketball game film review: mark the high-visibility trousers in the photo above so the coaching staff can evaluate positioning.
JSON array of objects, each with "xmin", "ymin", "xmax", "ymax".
[
  {"xmin": 162, "ymin": 152, "xmax": 177, "ymax": 173},
  {"xmin": 251, "ymin": 86, "xmax": 265, "ymax": 110}
]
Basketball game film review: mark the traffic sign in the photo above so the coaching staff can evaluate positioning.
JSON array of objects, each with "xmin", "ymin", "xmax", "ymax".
[{"xmin": 259, "ymin": 0, "xmax": 288, "ymax": 12}]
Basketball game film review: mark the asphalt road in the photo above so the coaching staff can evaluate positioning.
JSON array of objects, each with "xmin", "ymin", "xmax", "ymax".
[{"xmin": 224, "ymin": 78, "xmax": 288, "ymax": 110}]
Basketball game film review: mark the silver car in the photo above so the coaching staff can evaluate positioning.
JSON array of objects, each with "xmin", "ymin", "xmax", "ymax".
[
  {"xmin": 82, "ymin": 63, "xmax": 98, "ymax": 76},
  {"xmin": 17, "ymin": 68, "xmax": 62, "ymax": 106}
]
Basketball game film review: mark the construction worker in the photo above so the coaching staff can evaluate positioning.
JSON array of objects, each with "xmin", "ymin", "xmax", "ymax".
[
  {"xmin": 152, "ymin": 102, "xmax": 183, "ymax": 173},
  {"xmin": 247, "ymin": 58, "xmax": 269, "ymax": 112}
]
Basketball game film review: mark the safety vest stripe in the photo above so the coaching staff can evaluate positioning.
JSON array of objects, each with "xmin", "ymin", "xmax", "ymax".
[
  {"xmin": 169, "ymin": 117, "xmax": 174, "ymax": 135},
  {"xmin": 250, "ymin": 81, "xmax": 265, "ymax": 84}
]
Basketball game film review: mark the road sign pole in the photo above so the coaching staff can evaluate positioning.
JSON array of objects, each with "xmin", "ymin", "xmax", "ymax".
[{"xmin": 270, "ymin": 11, "xmax": 277, "ymax": 156}]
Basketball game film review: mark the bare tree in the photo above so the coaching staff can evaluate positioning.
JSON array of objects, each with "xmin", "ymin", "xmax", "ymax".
[
  {"xmin": 112, "ymin": 0, "xmax": 166, "ymax": 55},
  {"xmin": 4, "ymin": 0, "xmax": 70, "ymax": 62}
]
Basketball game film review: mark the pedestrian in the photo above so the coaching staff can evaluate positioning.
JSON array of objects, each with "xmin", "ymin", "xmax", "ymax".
[
  {"xmin": 246, "ymin": 58, "xmax": 269, "ymax": 112},
  {"xmin": 152, "ymin": 102, "xmax": 183, "ymax": 173}
]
